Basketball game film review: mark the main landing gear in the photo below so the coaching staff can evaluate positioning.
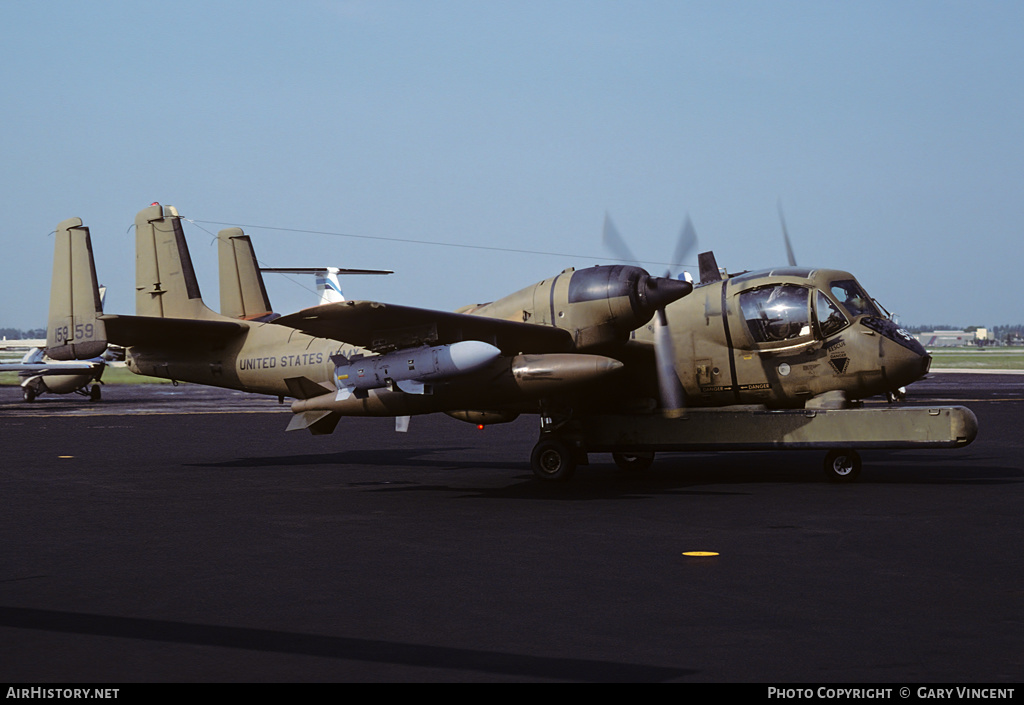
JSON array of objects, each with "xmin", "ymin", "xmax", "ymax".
[
  {"xmin": 529, "ymin": 409, "xmax": 654, "ymax": 481},
  {"xmin": 530, "ymin": 437, "xmax": 864, "ymax": 483},
  {"xmin": 530, "ymin": 437, "xmax": 578, "ymax": 482},
  {"xmin": 528, "ymin": 432, "xmax": 657, "ymax": 480},
  {"xmin": 530, "ymin": 408, "xmax": 586, "ymax": 482}
]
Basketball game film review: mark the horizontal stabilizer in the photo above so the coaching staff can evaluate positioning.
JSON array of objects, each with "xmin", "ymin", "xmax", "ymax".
[
  {"xmin": 0, "ymin": 360, "xmax": 97, "ymax": 373},
  {"xmin": 100, "ymin": 314, "xmax": 246, "ymax": 348},
  {"xmin": 261, "ymin": 267, "xmax": 394, "ymax": 275},
  {"xmin": 285, "ymin": 409, "xmax": 341, "ymax": 435},
  {"xmin": 272, "ymin": 300, "xmax": 573, "ymax": 354}
]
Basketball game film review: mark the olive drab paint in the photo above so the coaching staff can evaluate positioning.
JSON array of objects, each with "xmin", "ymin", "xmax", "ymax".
[{"xmin": 45, "ymin": 204, "xmax": 970, "ymax": 482}]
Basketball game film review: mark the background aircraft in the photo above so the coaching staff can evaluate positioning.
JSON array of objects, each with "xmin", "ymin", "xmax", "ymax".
[
  {"xmin": 261, "ymin": 267, "xmax": 393, "ymax": 307},
  {"xmin": 0, "ymin": 350, "xmax": 104, "ymax": 402}
]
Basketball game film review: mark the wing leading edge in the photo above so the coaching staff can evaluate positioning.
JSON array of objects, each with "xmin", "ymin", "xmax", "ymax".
[{"xmin": 271, "ymin": 300, "xmax": 574, "ymax": 354}]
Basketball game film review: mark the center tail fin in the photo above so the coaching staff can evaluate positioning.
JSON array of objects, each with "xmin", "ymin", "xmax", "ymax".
[
  {"xmin": 46, "ymin": 217, "xmax": 107, "ymax": 360},
  {"xmin": 134, "ymin": 203, "xmax": 217, "ymax": 320}
]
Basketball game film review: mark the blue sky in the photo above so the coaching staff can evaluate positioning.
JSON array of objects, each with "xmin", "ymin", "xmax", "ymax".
[{"xmin": 2, "ymin": 0, "xmax": 1022, "ymax": 330}]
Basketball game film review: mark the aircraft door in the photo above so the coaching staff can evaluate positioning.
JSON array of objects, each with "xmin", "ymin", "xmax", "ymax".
[
  {"xmin": 686, "ymin": 286, "xmax": 733, "ymax": 402},
  {"xmin": 733, "ymin": 284, "xmax": 817, "ymax": 403}
]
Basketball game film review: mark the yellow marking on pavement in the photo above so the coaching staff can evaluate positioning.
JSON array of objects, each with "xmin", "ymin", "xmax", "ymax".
[{"xmin": 683, "ymin": 551, "xmax": 719, "ymax": 557}]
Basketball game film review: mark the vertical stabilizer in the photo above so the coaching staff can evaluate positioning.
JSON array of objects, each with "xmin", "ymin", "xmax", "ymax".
[
  {"xmin": 47, "ymin": 218, "xmax": 107, "ymax": 360},
  {"xmin": 698, "ymin": 251, "xmax": 723, "ymax": 284},
  {"xmin": 317, "ymin": 268, "xmax": 345, "ymax": 305},
  {"xmin": 134, "ymin": 204, "xmax": 212, "ymax": 319},
  {"xmin": 218, "ymin": 228, "xmax": 274, "ymax": 319}
]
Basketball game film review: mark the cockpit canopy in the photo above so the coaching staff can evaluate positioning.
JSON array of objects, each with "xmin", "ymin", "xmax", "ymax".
[
  {"xmin": 738, "ymin": 278, "xmax": 881, "ymax": 346},
  {"xmin": 740, "ymin": 284, "xmax": 811, "ymax": 344}
]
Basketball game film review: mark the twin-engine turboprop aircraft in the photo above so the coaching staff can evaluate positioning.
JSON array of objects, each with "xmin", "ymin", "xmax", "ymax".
[{"xmin": 47, "ymin": 204, "xmax": 969, "ymax": 482}]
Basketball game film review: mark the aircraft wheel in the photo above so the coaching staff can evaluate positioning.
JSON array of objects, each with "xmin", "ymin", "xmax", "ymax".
[
  {"xmin": 89, "ymin": 385, "xmax": 102, "ymax": 402},
  {"xmin": 531, "ymin": 437, "xmax": 576, "ymax": 482},
  {"xmin": 612, "ymin": 451, "xmax": 655, "ymax": 472},
  {"xmin": 824, "ymin": 449, "xmax": 861, "ymax": 483},
  {"xmin": 22, "ymin": 387, "xmax": 36, "ymax": 403}
]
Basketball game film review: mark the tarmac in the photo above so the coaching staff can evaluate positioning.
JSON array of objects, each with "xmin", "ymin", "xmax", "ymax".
[{"xmin": 0, "ymin": 373, "xmax": 1021, "ymax": 682}]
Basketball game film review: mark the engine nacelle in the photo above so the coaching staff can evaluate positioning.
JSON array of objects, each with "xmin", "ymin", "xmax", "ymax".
[{"xmin": 465, "ymin": 265, "xmax": 691, "ymax": 349}]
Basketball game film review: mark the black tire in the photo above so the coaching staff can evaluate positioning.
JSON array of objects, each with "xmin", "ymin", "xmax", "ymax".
[
  {"xmin": 89, "ymin": 385, "xmax": 102, "ymax": 402},
  {"xmin": 531, "ymin": 438, "xmax": 577, "ymax": 482},
  {"xmin": 824, "ymin": 449, "xmax": 861, "ymax": 482},
  {"xmin": 22, "ymin": 387, "xmax": 36, "ymax": 403},
  {"xmin": 612, "ymin": 451, "xmax": 655, "ymax": 472}
]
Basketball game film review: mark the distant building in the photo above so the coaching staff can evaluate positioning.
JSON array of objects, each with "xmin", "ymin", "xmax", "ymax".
[{"xmin": 914, "ymin": 330, "xmax": 986, "ymax": 347}]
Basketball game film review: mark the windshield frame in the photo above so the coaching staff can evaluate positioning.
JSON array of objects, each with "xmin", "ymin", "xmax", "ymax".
[
  {"xmin": 830, "ymin": 279, "xmax": 882, "ymax": 319},
  {"xmin": 814, "ymin": 288, "xmax": 851, "ymax": 338}
]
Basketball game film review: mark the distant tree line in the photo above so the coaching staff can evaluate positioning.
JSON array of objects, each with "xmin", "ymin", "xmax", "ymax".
[
  {"xmin": 0, "ymin": 327, "xmax": 46, "ymax": 340},
  {"xmin": 991, "ymin": 325, "xmax": 1024, "ymax": 345}
]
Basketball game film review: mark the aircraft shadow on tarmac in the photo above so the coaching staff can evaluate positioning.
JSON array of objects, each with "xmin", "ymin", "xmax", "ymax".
[
  {"xmin": 0, "ymin": 606, "xmax": 692, "ymax": 682},
  {"xmin": 184, "ymin": 448, "xmax": 1022, "ymax": 498}
]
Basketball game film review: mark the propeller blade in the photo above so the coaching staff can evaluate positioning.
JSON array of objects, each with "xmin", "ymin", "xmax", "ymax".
[
  {"xmin": 777, "ymin": 200, "xmax": 797, "ymax": 266},
  {"xmin": 667, "ymin": 215, "xmax": 698, "ymax": 277},
  {"xmin": 600, "ymin": 211, "xmax": 690, "ymax": 415},
  {"xmin": 602, "ymin": 212, "xmax": 640, "ymax": 265},
  {"xmin": 653, "ymin": 308, "xmax": 685, "ymax": 418}
]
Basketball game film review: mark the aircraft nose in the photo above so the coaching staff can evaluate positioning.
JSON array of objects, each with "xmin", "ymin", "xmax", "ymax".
[{"xmin": 884, "ymin": 339, "xmax": 932, "ymax": 390}]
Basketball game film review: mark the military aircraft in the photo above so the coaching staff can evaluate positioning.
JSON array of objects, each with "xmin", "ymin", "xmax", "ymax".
[{"xmin": 50, "ymin": 204, "xmax": 969, "ymax": 482}]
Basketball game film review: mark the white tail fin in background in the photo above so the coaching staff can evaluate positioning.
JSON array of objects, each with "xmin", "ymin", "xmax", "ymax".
[{"xmin": 261, "ymin": 267, "xmax": 393, "ymax": 307}]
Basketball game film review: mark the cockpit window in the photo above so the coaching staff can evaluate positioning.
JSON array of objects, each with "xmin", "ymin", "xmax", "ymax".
[
  {"xmin": 739, "ymin": 284, "xmax": 811, "ymax": 344},
  {"xmin": 830, "ymin": 280, "xmax": 880, "ymax": 318},
  {"xmin": 816, "ymin": 290, "xmax": 849, "ymax": 337}
]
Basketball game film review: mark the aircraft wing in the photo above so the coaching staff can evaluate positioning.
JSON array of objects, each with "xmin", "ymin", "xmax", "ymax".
[
  {"xmin": 271, "ymin": 300, "xmax": 574, "ymax": 354},
  {"xmin": 100, "ymin": 314, "xmax": 247, "ymax": 347}
]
